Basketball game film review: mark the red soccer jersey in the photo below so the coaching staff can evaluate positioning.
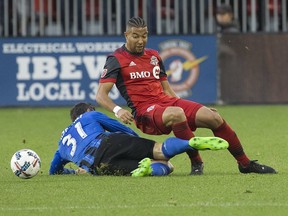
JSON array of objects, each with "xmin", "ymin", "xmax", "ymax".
[{"xmin": 99, "ymin": 45, "xmax": 177, "ymax": 117}]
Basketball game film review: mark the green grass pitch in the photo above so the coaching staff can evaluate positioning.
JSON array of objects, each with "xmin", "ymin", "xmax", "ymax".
[{"xmin": 1, "ymin": 105, "xmax": 288, "ymax": 216}]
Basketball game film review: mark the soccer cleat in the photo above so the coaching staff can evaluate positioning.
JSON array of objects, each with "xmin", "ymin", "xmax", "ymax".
[
  {"xmin": 189, "ymin": 137, "xmax": 229, "ymax": 151},
  {"xmin": 131, "ymin": 158, "xmax": 153, "ymax": 177},
  {"xmin": 190, "ymin": 162, "xmax": 204, "ymax": 175},
  {"xmin": 238, "ymin": 160, "xmax": 277, "ymax": 174}
]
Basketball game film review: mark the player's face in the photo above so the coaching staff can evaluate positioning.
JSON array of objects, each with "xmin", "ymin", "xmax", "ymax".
[
  {"xmin": 125, "ymin": 27, "xmax": 148, "ymax": 54},
  {"xmin": 216, "ymin": 13, "xmax": 233, "ymax": 24}
]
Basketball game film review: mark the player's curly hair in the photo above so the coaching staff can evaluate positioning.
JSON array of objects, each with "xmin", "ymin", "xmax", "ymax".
[
  {"xmin": 70, "ymin": 102, "xmax": 95, "ymax": 122},
  {"xmin": 126, "ymin": 17, "xmax": 147, "ymax": 30}
]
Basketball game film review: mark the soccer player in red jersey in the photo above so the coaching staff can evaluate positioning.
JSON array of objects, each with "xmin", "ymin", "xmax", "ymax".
[{"xmin": 96, "ymin": 17, "xmax": 276, "ymax": 175}]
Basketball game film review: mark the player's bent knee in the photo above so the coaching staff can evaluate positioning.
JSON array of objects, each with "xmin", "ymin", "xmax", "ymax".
[
  {"xmin": 212, "ymin": 112, "xmax": 224, "ymax": 127},
  {"xmin": 206, "ymin": 112, "xmax": 223, "ymax": 128},
  {"xmin": 163, "ymin": 107, "xmax": 186, "ymax": 123},
  {"xmin": 196, "ymin": 107, "xmax": 224, "ymax": 128}
]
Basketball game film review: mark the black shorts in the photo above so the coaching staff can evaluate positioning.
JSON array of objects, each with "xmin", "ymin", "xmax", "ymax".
[{"xmin": 93, "ymin": 133, "xmax": 155, "ymax": 176}]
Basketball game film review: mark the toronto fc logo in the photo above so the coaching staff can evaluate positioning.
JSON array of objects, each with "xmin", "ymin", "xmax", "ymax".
[
  {"xmin": 150, "ymin": 56, "xmax": 159, "ymax": 66},
  {"xmin": 159, "ymin": 40, "xmax": 207, "ymax": 98}
]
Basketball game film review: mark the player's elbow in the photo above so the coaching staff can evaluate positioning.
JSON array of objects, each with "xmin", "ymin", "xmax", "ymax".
[{"xmin": 95, "ymin": 92, "xmax": 104, "ymax": 105}]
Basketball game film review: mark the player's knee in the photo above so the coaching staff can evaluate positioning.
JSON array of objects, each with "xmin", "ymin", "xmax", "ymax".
[
  {"xmin": 196, "ymin": 107, "xmax": 224, "ymax": 129},
  {"xmin": 209, "ymin": 112, "xmax": 223, "ymax": 128},
  {"xmin": 164, "ymin": 107, "xmax": 186, "ymax": 123}
]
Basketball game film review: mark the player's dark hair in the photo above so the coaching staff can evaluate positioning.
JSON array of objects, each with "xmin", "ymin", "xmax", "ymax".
[
  {"xmin": 70, "ymin": 102, "xmax": 95, "ymax": 122},
  {"xmin": 126, "ymin": 17, "xmax": 147, "ymax": 30}
]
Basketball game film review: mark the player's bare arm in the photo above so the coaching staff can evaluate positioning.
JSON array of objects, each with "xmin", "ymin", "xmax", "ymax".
[
  {"xmin": 96, "ymin": 82, "xmax": 115, "ymax": 111},
  {"xmin": 96, "ymin": 82, "xmax": 133, "ymax": 124},
  {"xmin": 161, "ymin": 80, "xmax": 180, "ymax": 98}
]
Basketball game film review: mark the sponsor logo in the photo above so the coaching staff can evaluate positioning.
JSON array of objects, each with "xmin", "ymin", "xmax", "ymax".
[
  {"xmin": 2, "ymin": 41, "xmax": 123, "ymax": 104},
  {"xmin": 130, "ymin": 66, "xmax": 160, "ymax": 79},
  {"xmin": 129, "ymin": 61, "xmax": 136, "ymax": 66}
]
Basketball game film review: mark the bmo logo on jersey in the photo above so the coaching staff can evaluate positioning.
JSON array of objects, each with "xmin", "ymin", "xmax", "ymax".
[
  {"xmin": 130, "ymin": 66, "xmax": 160, "ymax": 79},
  {"xmin": 153, "ymin": 66, "xmax": 160, "ymax": 79}
]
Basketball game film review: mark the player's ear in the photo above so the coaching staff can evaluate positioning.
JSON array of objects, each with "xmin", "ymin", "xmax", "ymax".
[{"xmin": 87, "ymin": 104, "xmax": 95, "ymax": 112}]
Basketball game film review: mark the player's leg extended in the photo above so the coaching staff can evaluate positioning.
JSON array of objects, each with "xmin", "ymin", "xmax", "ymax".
[
  {"xmin": 156, "ymin": 137, "xmax": 228, "ymax": 160},
  {"xmin": 196, "ymin": 106, "xmax": 276, "ymax": 174},
  {"xmin": 131, "ymin": 136, "xmax": 228, "ymax": 177},
  {"xmin": 196, "ymin": 106, "xmax": 250, "ymax": 164},
  {"xmin": 213, "ymin": 120, "xmax": 276, "ymax": 174}
]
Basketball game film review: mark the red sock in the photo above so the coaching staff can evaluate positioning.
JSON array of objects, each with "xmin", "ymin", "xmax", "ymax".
[
  {"xmin": 172, "ymin": 121, "xmax": 202, "ymax": 163},
  {"xmin": 213, "ymin": 121, "xmax": 250, "ymax": 166},
  {"xmin": 172, "ymin": 121, "xmax": 193, "ymax": 140}
]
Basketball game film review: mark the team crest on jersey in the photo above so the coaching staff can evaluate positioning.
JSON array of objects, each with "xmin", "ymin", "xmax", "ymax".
[
  {"xmin": 159, "ymin": 40, "xmax": 207, "ymax": 98},
  {"xmin": 147, "ymin": 105, "xmax": 155, "ymax": 112},
  {"xmin": 101, "ymin": 69, "xmax": 108, "ymax": 78},
  {"xmin": 150, "ymin": 56, "xmax": 159, "ymax": 66}
]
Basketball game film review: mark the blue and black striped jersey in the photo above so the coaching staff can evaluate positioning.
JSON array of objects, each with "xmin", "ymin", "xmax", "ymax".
[{"xmin": 49, "ymin": 111, "xmax": 138, "ymax": 174}]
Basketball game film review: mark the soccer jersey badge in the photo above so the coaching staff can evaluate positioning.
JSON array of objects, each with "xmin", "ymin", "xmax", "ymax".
[
  {"xmin": 150, "ymin": 56, "xmax": 159, "ymax": 66},
  {"xmin": 147, "ymin": 105, "xmax": 155, "ymax": 112},
  {"xmin": 101, "ymin": 69, "xmax": 108, "ymax": 78}
]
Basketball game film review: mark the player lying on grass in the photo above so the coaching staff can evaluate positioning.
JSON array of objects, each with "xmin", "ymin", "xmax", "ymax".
[{"xmin": 49, "ymin": 102, "xmax": 228, "ymax": 176}]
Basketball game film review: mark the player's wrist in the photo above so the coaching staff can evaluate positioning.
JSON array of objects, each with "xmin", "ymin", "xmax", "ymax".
[{"xmin": 113, "ymin": 106, "xmax": 122, "ymax": 118}]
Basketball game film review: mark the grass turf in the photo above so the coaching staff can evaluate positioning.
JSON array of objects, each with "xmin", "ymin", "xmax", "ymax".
[{"xmin": 1, "ymin": 105, "xmax": 287, "ymax": 216}]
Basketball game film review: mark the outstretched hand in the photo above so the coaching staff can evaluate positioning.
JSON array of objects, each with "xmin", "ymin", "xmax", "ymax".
[
  {"xmin": 75, "ymin": 168, "xmax": 88, "ymax": 175},
  {"xmin": 117, "ymin": 109, "xmax": 134, "ymax": 124}
]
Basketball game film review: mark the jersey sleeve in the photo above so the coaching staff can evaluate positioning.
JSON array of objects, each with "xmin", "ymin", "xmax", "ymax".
[
  {"xmin": 99, "ymin": 55, "xmax": 121, "ymax": 83},
  {"xmin": 159, "ymin": 58, "xmax": 168, "ymax": 81},
  {"xmin": 49, "ymin": 150, "xmax": 76, "ymax": 175},
  {"xmin": 93, "ymin": 112, "xmax": 139, "ymax": 136}
]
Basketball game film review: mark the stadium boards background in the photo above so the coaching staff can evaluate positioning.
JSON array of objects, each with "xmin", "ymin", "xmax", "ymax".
[
  {"xmin": 0, "ymin": 35, "xmax": 217, "ymax": 107},
  {"xmin": 1, "ymin": 34, "xmax": 287, "ymax": 107}
]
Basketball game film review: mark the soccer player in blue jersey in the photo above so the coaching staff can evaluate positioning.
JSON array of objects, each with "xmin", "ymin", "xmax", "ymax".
[{"xmin": 49, "ymin": 102, "xmax": 228, "ymax": 176}]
